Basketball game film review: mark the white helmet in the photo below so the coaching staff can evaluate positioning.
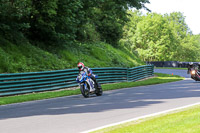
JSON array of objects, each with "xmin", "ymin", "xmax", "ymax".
[{"xmin": 77, "ymin": 62, "xmax": 84, "ymax": 71}]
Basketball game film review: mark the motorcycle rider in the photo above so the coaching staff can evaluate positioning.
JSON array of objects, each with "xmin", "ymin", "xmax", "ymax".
[
  {"xmin": 187, "ymin": 62, "xmax": 194, "ymax": 74},
  {"xmin": 198, "ymin": 62, "xmax": 200, "ymax": 71},
  {"xmin": 77, "ymin": 62, "xmax": 99, "ymax": 88}
]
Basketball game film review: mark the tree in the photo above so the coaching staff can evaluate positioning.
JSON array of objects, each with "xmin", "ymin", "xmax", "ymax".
[
  {"xmin": 166, "ymin": 12, "xmax": 198, "ymax": 61},
  {"xmin": 128, "ymin": 12, "xmax": 178, "ymax": 61},
  {"xmin": 120, "ymin": 11, "xmax": 200, "ymax": 62},
  {"xmin": 120, "ymin": 10, "xmax": 144, "ymax": 51},
  {"xmin": 0, "ymin": 0, "xmax": 31, "ymax": 41},
  {"xmin": 28, "ymin": 0, "xmax": 58, "ymax": 43},
  {"xmin": 77, "ymin": 0, "xmax": 150, "ymax": 46},
  {"xmin": 55, "ymin": 0, "xmax": 84, "ymax": 44},
  {"xmin": 0, "ymin": 0, "xmax": 150, "ymax": 47}
]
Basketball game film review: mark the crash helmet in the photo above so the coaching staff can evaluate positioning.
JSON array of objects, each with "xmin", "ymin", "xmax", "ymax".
[
  {"xmin": 77, "ymin": 62, "xmax": 84, "ymax": 71},
  {"xmin": 189, "ymin": 62, "xmax": 193, "ymax": 65},
  {"xmin": 198, "ymin": 62, "xmax": 200, "ymax": 67}
]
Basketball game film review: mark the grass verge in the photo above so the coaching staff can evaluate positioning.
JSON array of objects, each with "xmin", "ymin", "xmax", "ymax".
[
  {"xmin": 0, "ymin": 73, "xmax": 184, "ymax": 105},
  {"xmin": 155, "ymin": 67, "xmax": 187, "ymax": 70},
  {"xmin": 92, "ymin": 105, "xmax": 200, "ymax": 133}
]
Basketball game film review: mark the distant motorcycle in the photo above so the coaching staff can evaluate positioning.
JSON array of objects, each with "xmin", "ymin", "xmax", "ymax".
[
  {"xmin": 190, "ymin": 68, "xmax": 200, "ymax": 81},
  {"xmin": 77, "ymin": 71, "xmax": 103, "ymax": 98}
]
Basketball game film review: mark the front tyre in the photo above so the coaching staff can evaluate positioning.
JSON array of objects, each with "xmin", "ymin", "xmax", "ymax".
[{"xmin": 80, "ymin": 83, "xmax": 89, "ymax": 98}]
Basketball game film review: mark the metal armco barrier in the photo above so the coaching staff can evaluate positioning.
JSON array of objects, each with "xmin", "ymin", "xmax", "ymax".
[{"xmin": 0, "ymin": 65, "xmax": 154, "ymax": 96}]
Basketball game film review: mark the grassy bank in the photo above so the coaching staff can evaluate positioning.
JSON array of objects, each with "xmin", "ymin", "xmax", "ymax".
[
  {"xmin": 93, "ymin": 105, "xmax": 200, "ymax": 133},
  {"xmin": 0, "ymin": 73, "xmax": 184, "ymax": 105},
  {"xmin": 0, "ymin": 37, "xmax": 143, "ymax": 73}
]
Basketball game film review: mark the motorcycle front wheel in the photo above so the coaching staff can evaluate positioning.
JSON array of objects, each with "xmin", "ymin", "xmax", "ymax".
[{"xmin": 80, "ymin": 83, "xmax": 90, "ymax": 98}]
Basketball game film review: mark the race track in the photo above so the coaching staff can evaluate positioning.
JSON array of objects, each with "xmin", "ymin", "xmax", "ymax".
[{"xmin": 0, "ymin": 69, "xmax": 200, "ymax": 133}]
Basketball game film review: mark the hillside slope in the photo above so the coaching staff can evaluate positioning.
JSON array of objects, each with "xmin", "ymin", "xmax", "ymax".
[{"xmin": 0, "ymin": 37, "xmax": 144, "ymax": 73}]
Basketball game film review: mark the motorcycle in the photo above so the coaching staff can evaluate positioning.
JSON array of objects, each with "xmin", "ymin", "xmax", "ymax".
[
  {"xmin": 190, "ymin": 68, "xmax": 200, "ymax": 81},
  {"xmin": 77, "ymin": 71, "xmax": 103, "ymax": 98}
]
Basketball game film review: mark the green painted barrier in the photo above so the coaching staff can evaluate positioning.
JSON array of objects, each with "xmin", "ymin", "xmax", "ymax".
[{"xmin": 0, "ymin": 65, "xmax": 154, "ymax": 96}]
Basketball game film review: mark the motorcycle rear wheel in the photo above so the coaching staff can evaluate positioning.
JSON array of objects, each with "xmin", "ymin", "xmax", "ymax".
[{"xmin": 95, "ymin": 82, "xmax": 103, "ymax": 96}]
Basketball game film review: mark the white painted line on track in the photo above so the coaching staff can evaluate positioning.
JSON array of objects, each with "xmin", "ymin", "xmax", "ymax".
[{"xmin": 82, "ymin": 102, "xmax": 200, "ymax": 133}]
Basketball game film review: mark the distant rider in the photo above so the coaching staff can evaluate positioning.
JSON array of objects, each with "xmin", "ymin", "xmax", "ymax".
[
  {"xmin": 76, "ymin": 62, "xmax": 99, "ymax": 87},
  {"xmin": 198, "ymin": 63, "xmax": 200, "ymax": 71},
  {"xmin": 187, "ymin": 62, "xmax": 194, "ymax": 74}
]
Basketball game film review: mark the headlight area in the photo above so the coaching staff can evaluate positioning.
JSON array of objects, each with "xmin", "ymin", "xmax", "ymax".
[{"xmin": 191, "ymin": 70, "xmax": 196, "ymax": 75}]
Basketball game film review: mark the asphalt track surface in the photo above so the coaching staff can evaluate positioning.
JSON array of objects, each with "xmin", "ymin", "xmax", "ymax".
[{"xmin": 0, "ymin": 69, "xmax": 200, "ymax": 133}]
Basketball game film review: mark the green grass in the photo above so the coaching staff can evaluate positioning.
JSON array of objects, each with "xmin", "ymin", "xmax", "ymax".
[
  {"xmin": 155, "ymin": 67, "xmax": 187, "ymax": 70},
  {"xmin": 92, "ymin": 105, "xmax": 200, "ymax": 133},
  {"xmin": 102, "ymin": 73, "xmax": 184, "ymax": 91},
  {"xmin": 0, "ymin": 73, "xmax": 184, "ymax": 105},
  {"xmin": 0, "ymin": 36, "xmax": 144, "ymax": 73},
  {"xmin": 0, "ymin": 37, "xmax": 70, "ymax": 73}
]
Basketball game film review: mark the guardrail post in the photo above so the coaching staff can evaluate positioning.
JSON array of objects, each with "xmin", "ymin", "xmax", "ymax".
[
  {"xmin": 152, "ymin": 64, "xmax": 154, "ymax": 75},
  {"xmin": 127, "ymin": 68, "xmax": 129, "ymax": 82}
]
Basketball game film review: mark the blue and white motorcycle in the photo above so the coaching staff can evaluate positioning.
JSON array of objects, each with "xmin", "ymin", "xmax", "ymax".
[{"xmin": 76, "ymin": 71, "xmax": 103, "ymax": 98}]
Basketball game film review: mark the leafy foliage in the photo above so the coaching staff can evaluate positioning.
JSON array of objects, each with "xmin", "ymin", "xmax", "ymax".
[
  {"xmin": 0, "ymin": 0, "xmax": 150, "ymax": 46},
  {"xmin": 120, "ymin": 11, "xmax": 200, "ymax": 62},
  {"xmin": 0, "ymin": 0, "xmax": 31, "ymax": 40}
]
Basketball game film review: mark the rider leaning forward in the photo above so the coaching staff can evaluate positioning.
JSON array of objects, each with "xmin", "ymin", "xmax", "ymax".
[{"xmin": 76, "ymin": 62, "xmax": 99, "ymax": 87}]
